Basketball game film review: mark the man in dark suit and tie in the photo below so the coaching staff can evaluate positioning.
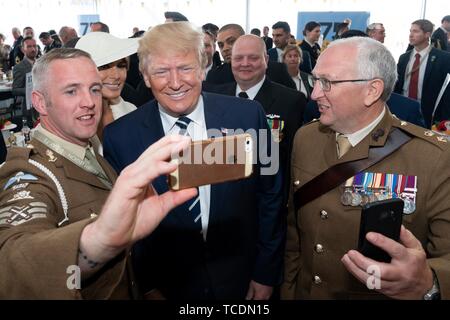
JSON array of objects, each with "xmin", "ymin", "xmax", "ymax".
[
  {"xmin": 431, "ymin": 15, "xmax": 450, "ymax": 51},
  {"xmin": 395, "ymin": 19, "xmax": 450, "ymax": 128},
  {"xmin": 206, "ymin": 24, "xmax": 296, "ymax": 89},
  {"xmin": 262, "ymin": 26, "xmax": 273, "ymax": 51},
  {"xmin": 103, "ymin": 22, "xmax": 284, "ymax": 300},
  {"xmin": 205, "ymin": 35, "xmax": 306, "ymax": 209}
]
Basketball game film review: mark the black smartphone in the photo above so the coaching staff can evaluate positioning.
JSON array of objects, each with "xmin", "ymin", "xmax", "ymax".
[{"xmin": 358, "ymin": 198, "xmax": 403, "ymax": 263}]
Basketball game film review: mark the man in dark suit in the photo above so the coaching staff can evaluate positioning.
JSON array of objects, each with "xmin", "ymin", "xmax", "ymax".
[
  {"xmin": 262, "ymin": 26, "xmax": 273, "ymax": 51},
  {"xmin": 205, "ymin": 35, "xmax": 306, "ymax": 206},
  {"xmin": 268, "ymin": 21, "xmax": 312, "ymax": 74},
  {"xmin": 395, "ymin": 19, "xmax": 450, "ymax": 128},
  {"xmin": 12, "ymin": 37, "xmax": 37, "ymax": 114},
  {"xmin": 206, "ymin": 24, "xmax": 296, "ymax": 89},
  {"xmin": 103, "ymin": 22, "xmax": 284, "ymax": 300},
  {"xmin": 431, "ymin": 15, "xmax": 450, "ymax": 51}
]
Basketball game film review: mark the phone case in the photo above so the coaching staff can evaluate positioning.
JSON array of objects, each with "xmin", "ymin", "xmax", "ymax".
[
  {"xmin": 168, "ymin": 133, "xmax": 253, "ymax": 190},
  {"xmin": 358, "ymin": 198, "xmax": 404, "ymax": 262}
]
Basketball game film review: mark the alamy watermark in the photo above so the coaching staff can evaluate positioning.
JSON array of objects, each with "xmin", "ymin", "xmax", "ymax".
[
  {"xmin": 171, "ymin": 128, "xmax": 280, "ymax": 176},
  {"xmin": 366, "ymin": 265, "xmax": 381, "ymax": 290}
]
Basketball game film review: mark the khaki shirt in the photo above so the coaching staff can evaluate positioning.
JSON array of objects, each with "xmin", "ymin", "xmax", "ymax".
[
  {"xmin": 0, "ymin": 138, "xmax": 131, "ymax": 299},
  {"xmin": 282, "ymin": 111, "xmax": 450, "ymax": 299}
]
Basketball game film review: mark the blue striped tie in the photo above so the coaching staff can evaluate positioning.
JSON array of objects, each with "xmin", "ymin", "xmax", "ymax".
[{"xmin": 174, "ymin": 116, "xmax": 202, "ymax": 234}]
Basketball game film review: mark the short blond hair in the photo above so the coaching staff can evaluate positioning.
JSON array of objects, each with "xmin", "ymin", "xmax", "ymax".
[
  {"xmin": 282, "ymin": 44, "xmax": 303, "ymax": 63},
  {"xmin": 138, "ymin": 22, "xmax": 207, "ymax": 73}
]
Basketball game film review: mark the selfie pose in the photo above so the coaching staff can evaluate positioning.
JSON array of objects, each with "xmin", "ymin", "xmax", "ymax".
[{"xmin": 103, "ymin": 22, "xmax": 284, "ymax": 300}]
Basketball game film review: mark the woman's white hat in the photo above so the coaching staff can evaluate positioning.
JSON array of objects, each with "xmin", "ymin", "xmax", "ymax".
[{"xmin": 75, "ymin": 32, "xmax": 139, "ymax": 67}]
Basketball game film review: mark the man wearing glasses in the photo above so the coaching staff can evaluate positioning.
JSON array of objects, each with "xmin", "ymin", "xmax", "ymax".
[{"xmin": 282, "ymin": 37, "xmax": 450, "ymax": 300}]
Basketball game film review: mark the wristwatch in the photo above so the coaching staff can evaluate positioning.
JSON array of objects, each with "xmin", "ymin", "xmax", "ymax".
[{"xmin": 423, "ymin": 271, "xmax": 441, "ymax": 300}]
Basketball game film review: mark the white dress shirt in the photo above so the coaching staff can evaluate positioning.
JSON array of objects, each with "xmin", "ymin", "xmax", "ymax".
[
  {"xmin": 337, "ymin": 107, "xmax": 386, "ymax": 147},
  {"xmin": 235, "ymin": 76, "xmax": 265, "ymax": 100},
  {"xmin": 158, "ymin": 96, "xmax": 211, "ymax": 241}
]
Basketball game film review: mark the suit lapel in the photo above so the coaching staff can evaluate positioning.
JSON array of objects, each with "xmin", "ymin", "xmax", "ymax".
[
  {"xmin": 202, "ymin": 93, "xmax": 229, "ymax": 231},
  {"xmin": 423, "ymin": 48, "xmax": 437, "ymax": 85},
  {"xmin": 140, "ymin": 101, "xmax": 168, "ymax": 193},
  {"xmin": 254, "ymin": 79, "xmax": 276, "ymax": 114}
]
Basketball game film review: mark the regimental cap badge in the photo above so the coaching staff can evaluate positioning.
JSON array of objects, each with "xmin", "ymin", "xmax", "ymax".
[{"xmin": 46, "ymin": 149, "xmax": 58, "ymax": 162}]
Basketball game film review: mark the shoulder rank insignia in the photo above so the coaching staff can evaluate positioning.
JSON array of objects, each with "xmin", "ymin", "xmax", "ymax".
[
  {"xmin": 400, "ymin": 121, "xmax": 408, "ymax": 126},
  {"xmin": 0, "ymin": 202, "xmax": 48, "ymax": 226},
  {"xmin": 7, "ymin": 191, "xmax": 34, "ymax": 203},
  {"xmin": 46, "ymin": 149, "xmax": 58, "ymax": 162},
  {"xmin": 424, "ymin": 130, "xmax": 435, "ymax": 137},
  {"xmin": 436, "ymin": 136, "xmax": 448, "ymax": 143},
  {"xmin": 3, "ymin": 172, "xmax": 38, "ymax": 191}
]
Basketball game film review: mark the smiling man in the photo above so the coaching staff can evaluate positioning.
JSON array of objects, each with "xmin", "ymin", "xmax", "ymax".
[
  {"xmin": 282, "ymin": 37, "xmax": 450, "ymax": 300},
  {"xmin": 103, "ymin": 22, "xmax": 284, "ymax": 300}
]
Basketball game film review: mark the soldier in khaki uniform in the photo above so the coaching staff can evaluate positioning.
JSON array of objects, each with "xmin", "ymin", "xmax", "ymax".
[
  {"xmin": 0, "ymin": 48, "xmax": 196, "ymax": 299},
  {"xmin": 282, "ymin": 37, "xmax": 450, "ymax": 300}
]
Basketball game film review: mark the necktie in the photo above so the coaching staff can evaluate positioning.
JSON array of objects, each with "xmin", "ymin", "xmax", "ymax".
[
  {"xmin": 84, "ymin": 148, "xmax": 112, "ymax": 188},
  {"xmin": 238, "ymin": 91, "xmax": 249, "ymax": 99},
  {"xmin": 408, "ymin": 53, "xmax": 421, "ymax": 100},
  {"xmin": 336, "ymin": 134, "xmax": 352, "ymax": 159},
  {"xmin": 174, "ymin": 116, "xmax": 202, "ymax": 234}
]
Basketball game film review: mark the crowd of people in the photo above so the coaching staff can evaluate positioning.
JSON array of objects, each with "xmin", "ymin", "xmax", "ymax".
[{"xmin": 0, "ymin": 11, "xmax": 449, "ymax": 300}]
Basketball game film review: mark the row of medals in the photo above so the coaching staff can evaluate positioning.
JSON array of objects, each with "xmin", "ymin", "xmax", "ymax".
[{"xmin": 341, "ymin": 186, "xmax": 416, "ymax": 214}]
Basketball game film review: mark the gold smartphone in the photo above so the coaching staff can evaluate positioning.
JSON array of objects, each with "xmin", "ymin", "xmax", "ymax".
[{"xmin": 168, "ymin": 133, "xmax": 253, "ymax": 190}]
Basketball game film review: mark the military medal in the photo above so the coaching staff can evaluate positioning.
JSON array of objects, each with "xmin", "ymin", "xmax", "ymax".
[
  {"xmin": 351, "ymin": 192, "xmax": 362, "ymax": 206},
  {"xmin": 403, "ymin": 197, "xmax": 416, "ymax": 214},
  {"xmin": 360, "ymin": 192, "xmax": 369, "ymax": 206},
  {"xmin": 341, "ymin": 189, "xmax": 353, "ymax": 206},
  {"xmin": 266, "ymin": 114, "xmax": 284, "ymax": 143}
]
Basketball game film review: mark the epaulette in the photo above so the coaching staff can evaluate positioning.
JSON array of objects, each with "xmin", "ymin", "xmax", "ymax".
[
  {"xmin": 393, "ymin": 119, "xmax": 449, "ymax": 150},
  {"xmin": 303, "ymin": 118, "xmax": 320, "ymax": 127},
  {"xmin": 4, "ymin": 145, "xmax": 34, "ymax": 161}
]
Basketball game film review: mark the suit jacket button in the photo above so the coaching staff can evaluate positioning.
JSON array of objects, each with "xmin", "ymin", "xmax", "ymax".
[
  {"xmin": 315, "ymin": 244, "xmax": 324, "ymax": 253},
  {"xmin": 294, "ymin": 180, "xmax": 300, "ymax": 186},
  {"xmin": 320, "ymin": 210, "xmax": 328, "ymax": 219},
  {"xmin": 314, "ymin": 275, "xmax": 322, "ymax": 285}
]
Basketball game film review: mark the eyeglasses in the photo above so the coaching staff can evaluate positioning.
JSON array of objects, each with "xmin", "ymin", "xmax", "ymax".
[{"xmin": 308, "ymin": 76, "xmax": 376, "ymax": 92}]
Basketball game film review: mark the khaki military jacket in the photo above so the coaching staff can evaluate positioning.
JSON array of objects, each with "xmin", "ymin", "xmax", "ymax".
[
  {"xmin": 282, "ymin": 111, "xmax": 450, "ymax": 299},
  {"xmin": 0, "ymin": 139, "xmax": 130, "ymax": 299}
]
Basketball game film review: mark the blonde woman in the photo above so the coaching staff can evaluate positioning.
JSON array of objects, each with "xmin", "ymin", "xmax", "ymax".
[{"xmin": 282, "ymin": 44, "xmax": 312, "ymax": 100}]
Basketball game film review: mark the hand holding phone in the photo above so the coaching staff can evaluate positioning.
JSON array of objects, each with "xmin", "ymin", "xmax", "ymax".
[
  {"xmin": 168, "ymin": 133, "xmax": 253, "ymax": 190},
  {"xmin": 358, "ymin": 198, "xmax": 403, "ymax": 263}
]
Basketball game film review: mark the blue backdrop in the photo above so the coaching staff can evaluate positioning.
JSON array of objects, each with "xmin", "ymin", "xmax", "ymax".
[{"xmin": 297, "ymin": 12, "xmax": 370, "ymax": 41}]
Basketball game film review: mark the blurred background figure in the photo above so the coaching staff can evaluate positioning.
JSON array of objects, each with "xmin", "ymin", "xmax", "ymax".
[
  {"xmin": 39, "ymin": 32, "xmax": 62, "ymax": 54},
  {"xmin": 90, "ymin": 21, "xmax": 110, "ymax": 33},
  {"xmin": 164, "ymin": 11, "xmax": 188, "ymax": 22},
  {"xmin": 262, "ymin": 26, "xmax": 273, "ymax": 51},
  {"xmin": 367, "ymin": 23, "xmax": 386, "ymax": 43},
  {"xmin": 282, "ymin": 44, "xmax": 312, "ymax": 100}
]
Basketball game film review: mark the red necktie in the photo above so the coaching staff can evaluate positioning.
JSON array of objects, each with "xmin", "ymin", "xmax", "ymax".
[{"xmin": 408, "ymin": 53, "xmax": 421, "ymax": 100}]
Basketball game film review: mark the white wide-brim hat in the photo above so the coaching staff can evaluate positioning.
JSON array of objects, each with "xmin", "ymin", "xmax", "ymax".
[{"xmin": 76, "ymin": 32, "xmax": 139, "ymax": 67}]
